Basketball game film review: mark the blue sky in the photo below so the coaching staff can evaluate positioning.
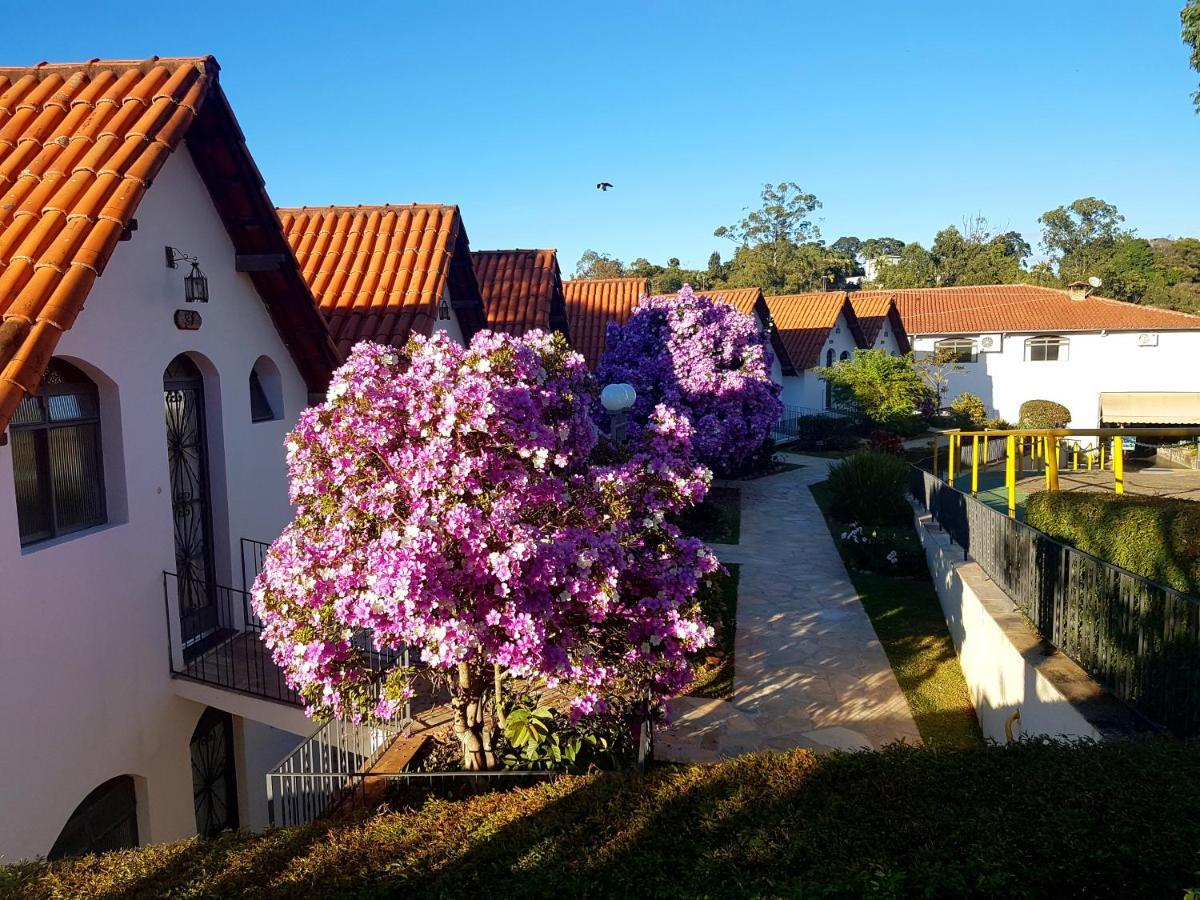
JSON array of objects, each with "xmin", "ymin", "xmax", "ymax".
[{"xmin": 8, "ymin": 1, "xmax": 1198, "ymax": 272}]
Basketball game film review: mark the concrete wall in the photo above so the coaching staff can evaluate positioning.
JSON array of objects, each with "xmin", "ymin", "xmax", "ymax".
[
  {"xmin": 914, "ymin": 508, "xmax": 1110, "ymax": 743},
  {"xmin": 0, "ymin": 149, "xmax": 316, "ymax": 860},
  {"xmin": 910, "ymin": 330, "xmax": 1200, "ymax": 428}
]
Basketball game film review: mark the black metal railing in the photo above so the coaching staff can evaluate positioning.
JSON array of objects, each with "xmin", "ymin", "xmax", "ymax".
[
  {"xmin": 771, "ymin": 403, "xmax": 861, "ymax": 445},
  {"xmin": 910, "ymin": 466, "xmax": 1200, "ymax": 736},
  {"xmin": 240, "ymin": 537, "xmax": 272, "ymax": 628}
]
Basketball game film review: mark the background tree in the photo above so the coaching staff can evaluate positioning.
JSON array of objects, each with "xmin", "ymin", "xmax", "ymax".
[
  {"xmin": 1038, "ymin": 197, "xmax": 1127, "ymax": 281},
  {"xmin": 575, "ymin": 249, "xmax": 627, "ymax": 279},
  {"xmin": 861, "ymin": 237, "xmax": 905, "ymax": 258},
  {"xmin": 1184, "ymin": 0, "xmax": 1200, "ymax": 110},
  {"xmin": 870, "ymin": 242, "xmax": 937, "ymax": 288}
]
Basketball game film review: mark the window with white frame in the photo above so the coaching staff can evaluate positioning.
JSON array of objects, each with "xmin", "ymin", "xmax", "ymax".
[
  {"xmin": 934, "ymin": 337, "xmax": 978, "ymax": 363},
  {"xmin": 10, "ymin": 359, "xmax": 106, "ymax": 545},
  {"xmin": 1025, "ymin": 335, "xmax": 1069, "ymax": 362}
]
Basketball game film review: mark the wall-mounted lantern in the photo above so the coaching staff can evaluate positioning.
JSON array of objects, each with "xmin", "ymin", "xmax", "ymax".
[
  {"xmin": 165, "ymin": 246, "xmax": 209, "ymax": 304},
  {"xmin": 437, "ymin": 295, "xmax": 451, "ymax": 321}
]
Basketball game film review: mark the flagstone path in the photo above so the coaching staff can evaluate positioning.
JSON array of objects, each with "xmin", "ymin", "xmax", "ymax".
[{"xmin": 657, "ymin": 453, "xmax": 921, "ymax": 762}]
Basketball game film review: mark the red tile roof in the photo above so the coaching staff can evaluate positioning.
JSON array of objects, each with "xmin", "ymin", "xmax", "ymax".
[
  {"xmin": 562, "ymin": 276, "xmax": 649, "ymax": 369},
  {"xmin": 0, "ymin": 56, "xmax": 338, "ymax": 437},
  {"xmin": 853, "ymin": 285, "xmax": 1200, "ymax": 335},
  {"xmin": 279, "ymin": 203, "xmax": 487, "ymax": 357},
  {"xmin": 765, "ymin": 291, "xmax": 866, "ymax": 370},
  {"xmin": 471, "ymin": 249, "xmax": 568, "ymax": 337},
  {"xmin": 848, "ymin": 292, "xmax": 911, "ymax": 353},
  {"xmin": 700, "ymin": 286, "xmax": 762, "ymax": 317}
]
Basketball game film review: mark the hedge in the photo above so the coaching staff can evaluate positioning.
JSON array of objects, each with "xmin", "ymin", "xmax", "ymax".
[
  {"xmin": 6, "ymin": 739, "xmax": 1200, "ymax": 899},
  {"xmin": 826, "ymin": 450, "xmax": 911, "ymax": 525},
  {"xmin": 1019, "ymin": 399, "xmax": 1071, "ymax": 428},
  {"xmin": 1025, "ymin": 491, "xmax": 1200, "ymax": 594}
]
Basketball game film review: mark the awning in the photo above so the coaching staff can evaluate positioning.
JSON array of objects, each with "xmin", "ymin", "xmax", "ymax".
[{"xmin": 1100, "ymin": 392, "xmax": 1200, "ymax": 425}]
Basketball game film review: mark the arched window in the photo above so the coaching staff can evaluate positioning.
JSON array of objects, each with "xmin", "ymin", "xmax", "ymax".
[
  {"xmin": 934, "ymin": 338, "xmax": 978, "ymax": 364},
  {"xmin": 249, "ymin": 356, "xmax": 283, "ymax": 423},
  {"xmin": 1025, "ymin": 335, "xmax": 1069, "ymax": 362},
  {"xmin": 10, "ymin": 359, "xmax": 106, "ymax": 545},
  {"xmin": 48, "ymin": 775, "xmax": 138, "ymax": 859},
  {"xmin": 839, "ymin": 350, "xmax": 851, "ymax": 361},
  {"xmin": 192, "ymin": 708, "xmax": 238, "ymax": 837},
  {"xmin": 825, "ymin": 348, "xmax": 834, "ymax": 366}
]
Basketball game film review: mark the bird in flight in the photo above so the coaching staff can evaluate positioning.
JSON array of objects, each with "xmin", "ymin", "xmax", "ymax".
[{"xmin": 596, "ymin": 182, "xmax": 613, "ymax": 191}]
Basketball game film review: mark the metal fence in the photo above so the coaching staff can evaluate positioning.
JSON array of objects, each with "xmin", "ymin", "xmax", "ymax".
[
  {"xmin": 910, "ymin": 466, "xmax": 1200, "ymax": 736},
  {"xmin": 771, "ymin": 403, "xmax": 861, "ymax": 445}
]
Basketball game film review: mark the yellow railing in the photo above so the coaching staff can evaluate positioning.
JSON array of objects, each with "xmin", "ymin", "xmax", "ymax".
[{"xmin": 929, "ymin": 427, "xmax": 1200, "ymax": 518}]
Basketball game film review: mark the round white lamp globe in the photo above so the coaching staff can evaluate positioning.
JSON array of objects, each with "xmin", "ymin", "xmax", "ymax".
[{"xmin": 600, "ymin": 383, "xmax": 637, "ymax": 412}]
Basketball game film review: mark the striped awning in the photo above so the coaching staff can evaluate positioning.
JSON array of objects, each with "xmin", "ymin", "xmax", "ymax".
[{"xmin": 1100, "ymin": 392, "xmax": 1200, "ymax": 425}]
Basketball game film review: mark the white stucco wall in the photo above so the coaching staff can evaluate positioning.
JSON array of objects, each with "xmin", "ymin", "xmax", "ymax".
[
  {"xmin": 911, "ymin": 330, "xmax": 1200, "ymax": 428},
  {"xmin": 432, "ymin": 286, "xmax": 466, "ymax": 345},
  {"xmin": 0, "ymin": 149, "xmax": 317, "ymax": 860},
  {"xmin": 780, "ymin": 312, "xmax": 861, "ymax": 411}
]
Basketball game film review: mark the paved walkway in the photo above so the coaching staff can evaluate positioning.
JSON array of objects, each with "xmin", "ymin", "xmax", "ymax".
[{"xmin": 658, "ymin": 453, "xmax": 921, "ymax": 762}]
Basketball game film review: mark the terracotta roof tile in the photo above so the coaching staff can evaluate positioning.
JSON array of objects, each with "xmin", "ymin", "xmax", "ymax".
[
  {"xmin": 279, "ymin": 203, "xmax": 487, "ymax": 356},
  {"xmin": 698, "ymin": 286, "xmax": 762, "ymax": 316},
  {"xmin": 471, "ymin": 249, "xmax": 568, "ymax": 338},
  {"xmin": 853, "ymin": 284, "xmax": 1200, "ymax": 335},
  {"xmin": 0, "ymin": 56, "xmax": 341, "ymax": 436},
  {"xmin": 562, "ymin": 276, "xmax": 649, "ymax": 369},
  {"xmin": 848, "ymin": 292, "xmax": 910, "ymax": 353},
  {"xmin": 765, "ymin": 291, "xmax": 866, "ymax": 370}
]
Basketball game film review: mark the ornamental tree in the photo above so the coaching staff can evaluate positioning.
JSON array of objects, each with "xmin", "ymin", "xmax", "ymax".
[
  {"xmin": 252, "ymin": 330, "xmax": 718, "ymax": 770},
  {"xmin": 595, "ymin": 285, "xmax": 783, "ymax": 475}
]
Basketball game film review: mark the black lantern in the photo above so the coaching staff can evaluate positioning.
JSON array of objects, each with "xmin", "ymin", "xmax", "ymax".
[
  {"xmin": 165, "ymin": 246, "xmax": 209, "ymax": 304},
  {"xmin": 437, "ymin": 295, "xmax": 451, "ymax": 321}
]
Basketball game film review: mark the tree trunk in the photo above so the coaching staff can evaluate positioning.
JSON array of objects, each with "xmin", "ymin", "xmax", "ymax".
[{"xmin": 451, "ymin": 662, "xmax": 497, "ymax": 771}]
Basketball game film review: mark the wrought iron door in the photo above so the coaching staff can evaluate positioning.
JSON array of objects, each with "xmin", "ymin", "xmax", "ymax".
[
  {"xmin": 190, "ymin": 707, "xmax": 238, "ymax": 837},
  {"xmin": 164, "ymin": 356, "xmax": 217, "ymax": 647}
]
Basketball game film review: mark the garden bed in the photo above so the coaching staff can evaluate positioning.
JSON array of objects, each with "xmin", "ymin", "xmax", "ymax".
[
  {"xmin": 810, "ymin": 480, "xmax": 982, "ymax": 749},
  {"xmin": 11, "ymin": 739, "xmax": 1200, "ymax": 898},
  {"xmin": 686, "ymin": 565, "xmax": 739, "ymax": 700},
  {"xmin": 673, "ymin": 485, "xmax": 741, "ymax": 543}
]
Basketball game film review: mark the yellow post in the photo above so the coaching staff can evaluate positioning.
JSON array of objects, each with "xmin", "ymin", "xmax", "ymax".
[
  {"xmin": 971, "ymin": 435, "xmax": 980, "ymax": 496},
  {"xmin": 948, "ymin": 434, "xmax": 957, "ymax": 486},
  {"xmin": 1087, "ymin": 444, "xmax": 1094, "ymax": 471},
  {"xmin": 931, "ymin": 437, "xmax": 939, "ymax": 480},
  {"xmin": 1099, "ymin": 441, "xmax": 1106, "ymax": 471},
  {"xmin": 1006, "ymin": 435, "xmax": 1017, "ymax": 518},
  {"xmin": 1113, "ymin": 436, "xmax": 1125, "ymax": 495},
  {"xmin": 1046, "ymin": 437, "xmax": 1060, "ymax": 491},
  {"xmin": 1072, "ymin": 445, "xmax": 1079, "ymax": 471}
]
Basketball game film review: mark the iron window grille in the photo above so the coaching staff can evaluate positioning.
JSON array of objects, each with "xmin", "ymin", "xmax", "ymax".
[{"xmin": 10, "ymin": 359, "xmax": 106, "ymax": 546}]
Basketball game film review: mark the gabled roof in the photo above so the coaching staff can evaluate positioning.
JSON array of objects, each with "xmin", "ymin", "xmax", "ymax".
[
  {"xmin": 471, "ymin": 249, "xmax": 569, "ymax": 338},
  {"xmin": 852, "ymin": 285, "xmax": 1200, "ymax": 336},
  {"xmin": 278, "ymin": 203, "xmax": 487, "ymax": 357},
  {"xmin": 562, "ymin": 276, "xmax": 649, "ymax": 369},
  {"xmin": 848, "ymin": 292, "xmax": 911, "ymax": 353},
  {"xmin": 764, "ymin": 291, "xmax": 866, "ymax": 370},
  {"xmin": 0, "ymin": 56, "xmax": 339, "ymax": 436}
]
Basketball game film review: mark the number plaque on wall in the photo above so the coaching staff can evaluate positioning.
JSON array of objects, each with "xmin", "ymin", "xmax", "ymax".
[{"xmin": 174, "ymin": 309, "xmax": 202, "ymax": 331}]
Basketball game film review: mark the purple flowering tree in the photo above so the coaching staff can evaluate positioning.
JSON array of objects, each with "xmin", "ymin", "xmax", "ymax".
[
  {"xmin": 252, "ymin": 330, "xmax": 718, "ymax": 770},
  {"xmin": 596, "ymin": 285, "xmax": 783, "ymax": 475}
]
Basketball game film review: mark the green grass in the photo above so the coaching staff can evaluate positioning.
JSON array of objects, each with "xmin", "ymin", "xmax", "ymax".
[
  {"xmin": 688, "ymin": 564, "xmax": 739, "ymax": 699},
  {"xmin": 8, "ymin": 739, "xmax": 1200, "ymax": 898},
  {"xmin": 673, "ymin": 486, "xmax": 741, "ymax": 544},
  {"xmin": 811, "ymin": 481, "xmax": 983, "ymax": 749}
]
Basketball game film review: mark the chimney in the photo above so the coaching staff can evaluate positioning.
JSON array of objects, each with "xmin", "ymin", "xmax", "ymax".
[{"xmin": 1066, "ymin": 281, "xmax": 1093, "ymax": 302}]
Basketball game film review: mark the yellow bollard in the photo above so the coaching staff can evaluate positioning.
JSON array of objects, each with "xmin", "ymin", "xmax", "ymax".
[
  {"xmin": 1046, "ymin": 437, "xmax": 1060, "ymax": 492},
  {"xmin": 948, "ymin": 434, "xmax": 957, "ymax": 486},
  {"xmin": 1087, "ymin": 444, "xmax": 1094, "ymax": 471},
  {"xmin": 1099, "ymin": 442, "xmax": 1106, "ymax": 471},
  {"xmin": 1072, "ymin": 445, "xmax": 1079, "ymax": 471},
  {"xmin": 1113, "ymin": 436, "xmax": 1125, "ymax": 495},
  {"xmin": 1006, "ymin": 435, "xmax": 1017, "ymax": 518},
  {"xmin": 971, "ymin": 434, "xmax": 980, "ymax": 496}
]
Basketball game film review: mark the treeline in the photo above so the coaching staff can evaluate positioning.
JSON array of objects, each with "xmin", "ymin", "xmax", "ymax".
[{"xmin": 575, "ymin": 185, "xmax": 1200, "ymax": 313}]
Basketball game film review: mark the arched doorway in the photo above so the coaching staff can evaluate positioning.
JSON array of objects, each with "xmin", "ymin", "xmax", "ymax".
[
  {"xmin": 164, "ymin": 355, "xmax": 217, "ymax": 652},
  {"xmin": 48, "ymin": 775, "xmax": 139, "ymax": 859},
  {"xmin": 191, "ymin": 708, "xmax": 238, "ymax": 837}
]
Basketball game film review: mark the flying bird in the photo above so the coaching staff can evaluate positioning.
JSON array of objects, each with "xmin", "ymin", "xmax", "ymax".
[{"xmin": 596, "ymin": 182, "xmax": 613, "ymax": 191}]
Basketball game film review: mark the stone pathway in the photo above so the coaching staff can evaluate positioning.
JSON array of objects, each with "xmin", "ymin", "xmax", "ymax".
[{"xmin": 658, "ymin": 453, "xmax": 921, "ymax": 762}]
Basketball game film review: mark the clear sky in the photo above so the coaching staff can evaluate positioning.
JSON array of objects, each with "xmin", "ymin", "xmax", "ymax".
[{"xmin": 7, "ymin": 1, "xmax": 1197, "ymax": 273}]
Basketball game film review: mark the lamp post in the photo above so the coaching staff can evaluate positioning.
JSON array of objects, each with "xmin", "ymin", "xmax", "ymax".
[{"xmin": 600, "ymin": 383, "xmax": 636, "ymax": 445}]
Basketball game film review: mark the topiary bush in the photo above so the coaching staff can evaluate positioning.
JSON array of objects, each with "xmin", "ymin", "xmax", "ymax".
[
  {"xmin": 1019, "ymin": 399, "xmax": 1071, "ymax": 429},
  {"xmin": 948, "ymin": 392, "xmax": 988, "ymax": 428},
  {"xmin": 826, "ymin": 450, "xmax": 912, "ymax": 525},
  {"xmin": 1025, "ymin": 492, "xmax": 1200, "ymax": 594}
]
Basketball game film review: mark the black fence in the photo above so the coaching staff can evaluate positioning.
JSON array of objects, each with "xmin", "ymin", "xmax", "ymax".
[
  {"xmin": 910, "ymin": 467, "xmax": 1200, "ymax": 736},
  {"xmin": 771, "ymin": 403, "xmax": 862, "ymax": 447}
]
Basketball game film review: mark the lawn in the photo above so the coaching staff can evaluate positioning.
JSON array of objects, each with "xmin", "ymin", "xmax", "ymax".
[
  {"xmin": 673, "ymin": 485, "xmax": 740, "ymax": 544},
  {"xmin": 8, "ymin": 739, "xmax": 1200, "ymax": 898},
  {"xmin": 687, "ymin": 564, "xmax": 739, "ymax": 699},
  {"xmin": 810, "ymin": 481, "xmax": 983, "ymax": 749}
]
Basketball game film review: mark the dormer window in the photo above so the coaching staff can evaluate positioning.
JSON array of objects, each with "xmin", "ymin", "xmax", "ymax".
[{"xmin": 1025, "ymin": 335, "xmax": 1069, "ymax": 362}]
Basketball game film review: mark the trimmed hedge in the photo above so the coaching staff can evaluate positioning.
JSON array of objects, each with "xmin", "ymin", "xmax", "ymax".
[
  {"xmin": 1026, "ymin": 491, "xmax": 1200, "ymax": 594},
  {"xmin": 1019, "ymin": 399, "xmax": 1071, "ymax": 428},
  {"xmin": 7, "ymin": 740, "xmax": 1200, "ymax": 898}
]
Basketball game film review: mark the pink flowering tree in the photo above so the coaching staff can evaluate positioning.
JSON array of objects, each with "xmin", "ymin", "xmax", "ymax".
[
  {"xmin": 596, "ymin": 285, "xmax": 783, "ymax": 475},
  {"xmin": 252, "ymin": 330, "xmax": 718, "ymax": 770}
]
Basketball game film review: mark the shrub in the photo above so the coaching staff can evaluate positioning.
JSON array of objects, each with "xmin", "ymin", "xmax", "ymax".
[
  {"xmin": 1025, "ymin": 492, "xmax": 1200, "ymax": 594},
  {"xmin": 985, "ymin": 416, "xmax": 1014, "ymax": 430},
  {"xmin": 948, "ymin": 392, "xmax": 988, "ymax": 428},
  {"xmin": 792, "ymin": 414, "xmax": 859, "ymax": 451},
  {"xmin": 866, "ymin": 430, "xmax": 905, "ymax": 456},
  {"xmin": 1019, "ymin": 399, "xmax": 1072, "ymax": 428},
  {"xmin": 826, "ymin": 450, "xmax": 911, "ymax": 525},
  {"xmin": 819, "ymin": 349, "xmax": 931, "ymax": 431}
]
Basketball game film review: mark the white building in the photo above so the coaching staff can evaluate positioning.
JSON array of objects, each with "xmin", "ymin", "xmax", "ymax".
[
  {"xmin": 854, "ymin": 284, "xmax": 1200, "ymax": 429},
  {"xmin": 765, "ymin": 291, "xmax": 910, "ymax": 411}
]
